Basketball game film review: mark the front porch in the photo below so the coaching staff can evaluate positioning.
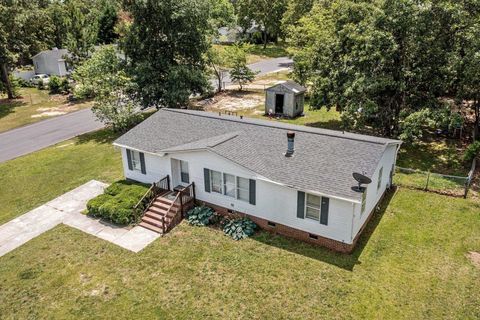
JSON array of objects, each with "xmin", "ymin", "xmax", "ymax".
[{"xmin": 136, "ymin": 175, "xmax": 196, "ymax": 234}]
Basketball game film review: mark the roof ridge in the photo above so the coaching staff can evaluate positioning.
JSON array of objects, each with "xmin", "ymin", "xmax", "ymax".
[{"xmin": 161, "ymin": 109, "xmax": 399, "ymax": 146}]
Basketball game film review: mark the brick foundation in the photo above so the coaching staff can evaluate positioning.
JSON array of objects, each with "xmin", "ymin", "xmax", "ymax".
[{"xmin": 196, "ymin": 189, "xmax": 389, "ymax": 253}]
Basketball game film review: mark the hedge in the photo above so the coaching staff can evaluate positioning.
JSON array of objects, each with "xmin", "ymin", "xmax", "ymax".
[{"xmin": 86, "ymin": 180, "xmax": 149, "ymax": 225}]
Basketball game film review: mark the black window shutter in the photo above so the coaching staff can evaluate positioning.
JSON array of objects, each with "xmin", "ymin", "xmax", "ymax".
[
  {"xmin": 249, "ymin": 179, "xmax": 256, "ymax": 205},
  {"xmin": 204, "ymin": 168, "xmax": 210, "ymax": 192},
  {"xmin": 320, "ymin": 197, "xmax": 329, "ymax": 225},
  {"xmin": 297, "ymin": 191, "xmax": 305, "ymax": 219},
  {"xmin": 139, "ymin": 152, "xmax": 146, "ymax": 174},
  {"xmin": 126, "ymin": 149, "xmax": 133, "ymax": 170}
]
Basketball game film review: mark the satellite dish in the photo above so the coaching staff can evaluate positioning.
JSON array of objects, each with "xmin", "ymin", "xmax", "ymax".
[{"xmin": 352, "ymin": 172, "xmax": 372, "ymax": 192}]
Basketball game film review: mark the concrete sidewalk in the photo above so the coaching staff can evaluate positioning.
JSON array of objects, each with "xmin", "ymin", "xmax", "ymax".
[{"xmin": 0, "ymin": 180, "xmax": 160, "ymax": 257}]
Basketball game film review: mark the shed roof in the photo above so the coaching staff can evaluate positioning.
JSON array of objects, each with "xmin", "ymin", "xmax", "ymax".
[
  {"xmin": 114, "ymin": 109, "xmax": 401, "ymax": 202},
  {"xmin": 267, "ymin": 81, "xmax": 307, "ymax": 94}
]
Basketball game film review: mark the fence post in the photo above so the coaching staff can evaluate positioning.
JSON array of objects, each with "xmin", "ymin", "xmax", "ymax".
[{"xmin": 425, "ymin": 171, "xmax": 431, "ymax": 191}]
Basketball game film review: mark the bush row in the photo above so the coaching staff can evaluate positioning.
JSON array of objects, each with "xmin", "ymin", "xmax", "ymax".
[{"xmin": 86, "ymin": 180, "xmax": 149, "ymax": 225}]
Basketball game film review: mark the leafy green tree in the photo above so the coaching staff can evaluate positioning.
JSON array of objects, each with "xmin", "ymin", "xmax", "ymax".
[
  {"xmin": 97, "ymin": 1, "xmax": 119, "ymax": 44},
  {"xmin": 225, "ymin": 44, "xmax": 257, "ymax": 90},
  {"xmin": 73, "ymin": 45, "xmax": 140, "ymax": 131},
  {"xmin": 288, "ymin": 0, "xmax": 470, "ymax": 136},
  {"xmin": 72, "ymin": 45, "xmax": 128, "ymax": 98},
  {"xmin": 236, "ymin": 0, "xmax": 287, "ymax": 48},
  {"xmin": 64, "ymin": 0, "xmax": 100, "ymax": 66},
  {"xmin": 0, "ymin": 1, "xmax": 54, "ymax": 99},
  {"xmin": 206, "ymin": 47, "xmax": 229, "ymax": 93},
  {"xmin": 123, "ymin": 0, "xmax": 212, "ymax": 108}
]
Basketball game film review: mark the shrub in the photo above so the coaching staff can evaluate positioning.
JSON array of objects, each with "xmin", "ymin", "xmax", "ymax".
[
  {"xmin": 49, "ymin": 76, "xmax": 62, "ymax": 94},
  {"xmin": 86, "ymin": 180, "xmax": 149, "ymax": 225},
  {"xmin": 36, "ymin": 79, "xmax": 45, "ymax": 90},
  {"xmin": 60, "ymin": 78, "xmax": 71, "ymax": 93},
  {"xmin": 186, "ymin": 206, "xmax": 216, "ymax": 226},
  {"xmin": 464, "ymin": 141, "xmax": 480, "ymax": 163},
  {"xmin": 223, "ymin": 217, "xmax": 257, "ymax": 240}
]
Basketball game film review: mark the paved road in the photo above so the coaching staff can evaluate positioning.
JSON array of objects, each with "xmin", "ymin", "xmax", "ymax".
[
  {"xmin": 211, "ymin": 56, "xmax": 293, "ymax": 91},
  {"xmin": 0, "ymin": 57, "xmax": 293, "ymax": 163},
  {"xmin": 0, "ymin": 109, "xmax": 103, "ymax": 163}
]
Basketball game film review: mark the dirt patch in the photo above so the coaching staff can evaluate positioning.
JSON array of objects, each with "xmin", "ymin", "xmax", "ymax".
[
  {"xmin": 31, "ymin": 103, "xmax": 82, "ymax": 118},
  {"xmin": 200, "ymin": 91, "xmax": 264, "ymax": 111},
  {"xmin": 467, "ymin": 251, "xmax": 480, "ymax": 268}
]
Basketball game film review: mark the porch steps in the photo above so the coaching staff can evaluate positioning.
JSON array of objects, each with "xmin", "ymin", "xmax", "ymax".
[{"xmin": 139, "ymin": 192, "xmax": 179, "ymax": 234}]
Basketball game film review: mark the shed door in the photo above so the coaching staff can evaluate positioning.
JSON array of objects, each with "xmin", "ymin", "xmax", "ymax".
[{"xmin": 275, "ymin": 94, "xmax": 284, "ymax": 114}]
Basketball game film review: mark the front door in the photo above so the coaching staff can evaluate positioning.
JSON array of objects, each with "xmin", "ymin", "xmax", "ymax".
[
  {"xmin": 179, "ymin": 160, "xmax": 190, "ymax": 186},
  {"xmin": 275, "ymin": 94, "xmax": 284, "ymax": 114}
]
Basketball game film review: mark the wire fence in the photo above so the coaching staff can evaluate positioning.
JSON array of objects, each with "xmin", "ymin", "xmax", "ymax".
[{"xmin": 394, "ymin": 159, "xmax": 476, "ymax": 198}]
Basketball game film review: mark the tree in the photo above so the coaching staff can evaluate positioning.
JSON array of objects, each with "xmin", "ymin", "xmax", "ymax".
[
  {"xmin": 236, "ymin": 0, "xmax": 287, "ymax": 48},
  {"xmin": 123, "ymin": 0, "xmax": 212, "ymax": 108},
  {"xmin": 72, "ymin": 45, "xmax": 129, "ymax": 98},
  {"xmin": 97, "ymin": 1, "xmax": 119, "ymax": 44},
  {"xmin": 288, "ymin": 0, "xmax": 465, "ymax": 136},
  {"xmin": 206, "ymin": 47, "xmax": 229, "ymax": 93},
  {"xmin": 0, "ymin": 1, "xmax": 54, "ymax": 99},
  {"xmin": 451, "ymin": 1, "xmax": 480, "ymax": 140},
  {"xmin": 64, "ymin": 0, "xmax": 100, "ymax": 66},
  {"xmin": 225, "ymin": 44, "xmax": 257, "ymax": 90},
  {"xmin": 73, "ymin": 45, "xmax": 140, "ymax": 131}
]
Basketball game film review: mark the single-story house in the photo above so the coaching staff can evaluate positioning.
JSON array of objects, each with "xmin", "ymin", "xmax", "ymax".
[
  {"xmin": 265, "ymin": 81, "xmax": 306, "ymax": 118},
  {"xmin": 32, "ymin": 48, "xmax": 70, "ymax": 76},
  {"xmin": 114, "ymin": 109, "xmax": 401, "ymax": 253}
]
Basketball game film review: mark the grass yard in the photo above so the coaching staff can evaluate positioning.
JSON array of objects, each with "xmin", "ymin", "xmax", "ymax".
[
  {"xmin": 0, "ymin": 129, "xmax": 123, "ymax": 225},
  {"xmin": 0, "ymin": 188, "xmax": 479, "ymax": 319},
  {"xmin": 0, "ymin": 87, "xmax": 92, "ymax": 133}
]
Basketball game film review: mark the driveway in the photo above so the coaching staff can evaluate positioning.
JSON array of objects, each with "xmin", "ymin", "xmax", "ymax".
[
  {"xmin": 0, "ymin": 109, "xmax": 103, "ymax": 163},
  {"xmin": 0, "ymin": 180, "xmax": 160, "ymax": 257}
]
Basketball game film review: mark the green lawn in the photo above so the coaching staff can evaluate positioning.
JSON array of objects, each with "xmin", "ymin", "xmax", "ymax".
[
  {"xmin": 0, "ymin": 87, "xmax": 92, "ymax": 133},
  {"xmin": 0, "ymin": 188, "xmax": 479, "ymax": 319},
  {"xmin": 0, "ymin": 129, "xmax": 123, "ymax": 225}
]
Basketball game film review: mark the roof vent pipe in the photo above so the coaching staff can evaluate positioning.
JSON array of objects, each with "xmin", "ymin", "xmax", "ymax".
[{"xmin": 285, "ymin": 131, "xmax": 295, "ymax": 157}]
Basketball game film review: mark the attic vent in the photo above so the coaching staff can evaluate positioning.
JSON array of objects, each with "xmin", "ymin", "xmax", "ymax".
[{"xmin": 285, "ymin": 131, "xmax": 295, "ymax": 157}]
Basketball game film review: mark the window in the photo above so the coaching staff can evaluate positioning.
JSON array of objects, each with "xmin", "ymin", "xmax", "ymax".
[
  {"xmin": 180, "ymin": 160, "xmax": 189, "ymax": 183},
  {"xmin": 210, "ymin": 170, "xmax": 222, "ymax": 194},
  {"xmin": 237, "ymin": 177, "xmax": 249, "ymax": 202},
  {"xmin": 309, "ymin": 234, "xmax": 318, "ymax": 240},
  {"xmin": 267, "ymin": 221, "xmax": 276, "ymax": 227},
  {"xmin": 205, "ymin": 168, "xmax": 254, "ymax": 204},
  {"xmin": 377, "ymin": 167, "xmax": 383, "ymax": 191},
  {"xmin": 305, "ymin": 194, "xmax": 321, "ymax": 221},
  {"xmin": 361, "ymin": 189, "xmax": 367, "ymax": 214},
  {"xmin": 131, "ymin": 151, "xmax": 142, "ymax": 171},
  {"xmin": 223, "ymin": 173, "xmax": 235, "ymax": 198}
]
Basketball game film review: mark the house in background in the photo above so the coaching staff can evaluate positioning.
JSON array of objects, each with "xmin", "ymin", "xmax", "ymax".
[
  {"xmin": 32, "ymin": 48, "xmax": 70, "ymax": 76},
  {"xmin": 265, "ymin": 81, "xmax": 306, "ymax": 118},
  {"xmin": 114, "ymin": 109, "xmax": 401, "ymax": 253}
]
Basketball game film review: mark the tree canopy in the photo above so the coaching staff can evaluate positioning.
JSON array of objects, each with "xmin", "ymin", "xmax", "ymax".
[
  {"xmin": 122, "ymin": 0, "xmax": 213, "ymax": 108},
  {"xmin": 288, "ymin": 0, "xmax": 480, "ymax": 137}
]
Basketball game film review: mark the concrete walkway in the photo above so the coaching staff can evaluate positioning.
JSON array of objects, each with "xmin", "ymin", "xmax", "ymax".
[{"xmin": 0, "ymin": 180, "xmax": 160, "ymax": 257}]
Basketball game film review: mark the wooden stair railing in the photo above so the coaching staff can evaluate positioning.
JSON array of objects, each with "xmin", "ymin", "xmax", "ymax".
[
  {"xmin": 163, "ymin": 182, "xmax": 196, "ymax": 233},
  {"xmin": 133, "ymin": 175, "xmax": 170, "ymax": 221}
]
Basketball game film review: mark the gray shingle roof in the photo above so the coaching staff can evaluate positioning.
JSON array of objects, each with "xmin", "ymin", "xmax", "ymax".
[
  {"xmin": 114, "ymin": 109, "xmax": 401, "ymax": 201},
  {"xmin": 267, "ymin": 80, "xmax": 307, "ymax": 93}
]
